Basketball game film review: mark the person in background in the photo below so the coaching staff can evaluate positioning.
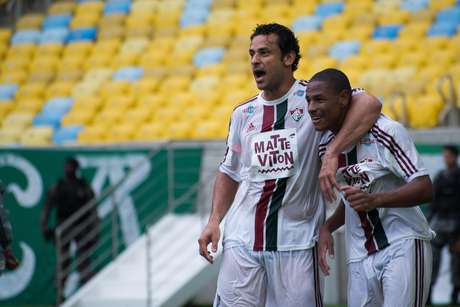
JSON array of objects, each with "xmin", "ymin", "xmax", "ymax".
[
  {"xmin": 428, "ymin": 145, "xmax": 460, "ymax": 305},
  {"xmin": 0, "ymin": 180, "xmax": 19, "ymax": 274},
  {"xmin": 41, "ymin": 157, "xmax": 98, "ymax": 291}
]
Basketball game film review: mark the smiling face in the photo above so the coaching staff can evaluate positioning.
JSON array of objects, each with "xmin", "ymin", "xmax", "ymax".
[
  {"xmin": 306, "ymin": 80, "xmax": 350, "ymax": 132},
  {"xmin": 249, "ymin": 34, "xmax": 295, "ymax": 99}
]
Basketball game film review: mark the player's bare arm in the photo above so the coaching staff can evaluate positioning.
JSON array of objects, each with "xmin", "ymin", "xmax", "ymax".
[
  {"xmin": 318, "ymin": 202, "xmax": 345, "ymax": 275},
  {"xmin": 342, "ymin": 175, "xmax": 433, "ymax": 212},
  {"xmin": 198, "ymin": 172, "xmax": 239, "ymax": 264},
  {"xmin": 320, "ymin": 93, "xmax": 381, "ymax": 202}
]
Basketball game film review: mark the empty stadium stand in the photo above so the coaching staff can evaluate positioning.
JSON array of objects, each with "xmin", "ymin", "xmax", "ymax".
[{"xmin": 0, "ymin": 0, "xmax": 458, "ymax": 145}]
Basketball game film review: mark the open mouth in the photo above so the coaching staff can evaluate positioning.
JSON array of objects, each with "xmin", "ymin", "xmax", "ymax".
[
  {"xmin": 253, "ymin": 68, "xmax": 266, "ymax": 81},
  {"xmin": 310, "ymin": 115, "xmax": 322, "ymax": 125}
]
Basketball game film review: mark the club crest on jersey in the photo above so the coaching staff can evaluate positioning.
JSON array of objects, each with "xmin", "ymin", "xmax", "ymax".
[
  {"xmin": 294, "ymin": 90, "xmax": 305, "ymax": 97},
  {"xmin": 289, "ymin": 107, "xmax": 304, "ymax": 122},
  {"xmin": 243, "ymin": 105, "xmax": 255, "ymax": 116},
  {"xmin": 246, "ymin": 122, "xmax": 256, "ymax": 133}
]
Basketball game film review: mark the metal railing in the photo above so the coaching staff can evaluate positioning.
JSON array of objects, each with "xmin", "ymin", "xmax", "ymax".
[
  {"xmin": 54, "ymin": 144, "xmax": 167, "ymax": 305},
  {"xmin": 54, "ymin": 141, "xmax": 224, "ymax": 306},
  {"xmin": 437, "ymin": 74, "xmax": 460, "ymax": 126}
]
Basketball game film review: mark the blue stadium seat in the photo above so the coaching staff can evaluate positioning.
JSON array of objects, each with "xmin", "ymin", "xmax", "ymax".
[
  {"xmin": 428, "ymin": 22, "xmax": 458, "ymax": 37},
  {"xmin": 180, "ymin": 8, "xmax": 209, "ymax": 27},
  {"xmin": 43, "ymin": 97, "xmax": 73, "ymax": 115},
  {"xmin": 193, "ymin": 47, "xmax": 225, "ymax": 67},
  {"xmin": 185, "ymin": 0, "xmax": 212, "ymax": 9},
  {"xmin": 11, "ymin": 30, "xmax": 41, "ymax": 44},
  {"xmin": 67, "ymin": 27, "xmax": 97, "ymax": 42},
  {"xmin": 33, "ymin": 113, "xmax": 62, "ymax": 129},
  {"xmin": 40, "ymin": 28, "xmax": 69, "ymax": 44},
  {"xmin": 400, "ymin": 0, "xmax": 428, "ymax": 12},
  {"xmin": 329, "ymin": 41, "xmax": 361, "ymax": 60},
  {"xmin": 113, "ymin": 66, "xmax": 144, "ymax": 81},
  {"xmin": 292, "ymin": 16, "xmax": 322, "ymax": 32},
  {"xmin": 42, "ymin": 15, "xmax": 72, "ymax": 30},
  {"xmin": 0, "ymin": 84, "xmax": 18, "ymax": 100},
  {"xmin": 53, "ymin": 125, "xmax": 83, "ymax": 144},
  {"xmin": 103, "ymin": 1, "xmax": 131, "ymax": 15},
  {"xmin": 315, "ymin": 2, "xmax": 344, "ymax": 19},
  {"xmin": 373, "ymin": 25, "xmax": 402, "ymax": 40},
  {"xmin": 436, "ymin": 7, "xmax": 460, "ymax": 24}
]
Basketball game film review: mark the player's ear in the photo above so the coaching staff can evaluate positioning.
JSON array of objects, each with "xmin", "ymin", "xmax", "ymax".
[
  {"xmin": 338, "ymin": 89, "xmax": 350, "ymax": 108},
  {"xmin": 283, "ymin": 51, "xmax": 295, "ymax": 67}
]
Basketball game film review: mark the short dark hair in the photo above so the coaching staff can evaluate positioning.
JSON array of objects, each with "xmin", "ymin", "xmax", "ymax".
[
  {"xmin": 310, "ymin": 68, "xmax": 352, "ymax": 98},
  {"xmin": 65, "ymin": 157, "xmax": 79, "ymax": 169},
  {"xmin": 250, "ymin": 23, "xmax": 301, "ymax": 72},
  {"xmin": 444, "ymin": 145, "xmax": 459, "ymax": 156}
]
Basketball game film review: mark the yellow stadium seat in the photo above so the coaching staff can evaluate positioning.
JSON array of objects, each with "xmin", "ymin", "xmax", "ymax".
[
  {"xmin": 92, "ymin": 39, "xmax": 121, "ymax": 54},
  {"xmin": 122, "ymin": 107, "xmax": 152, "ymax": 124},
  {"xmin": 125, "ymin": 27, "xmax": 153, "ymax": 39},
  {"xmin": 99, "ymin": 81, "xmax": 130, "ymax": 98},
  {"xmin": 94, "ymin": 107, "xmax": 126, "ymax": 123},
  {"xmin": 0, "ymin": 100, "xmax": 14, "ymax": 118},
  {"xmin": 37, "ymin": 43, "xmax": 63, "ymax": 56},
  {"xmin": 15, "ymin": 98, "xmax": 44, "ymax": 113},
  {"xmin": 190, "ymin": 75, "xmax": 220, "ymax": 93},
  {"xmin": 424, "ymin": 37, "xmax": 450, "ymax": 50},
  {"xmin": 120, "ymin": 38, "xmax": 149, "ymax": 55},
  {"xmin": 158, "ymin": 76, "xmax": 190, "ymax": 93},
  {"xmin": 61, "ymin": 109, "xmax": 95, "ymax": 126},
  {"xmin": 84, "ymin": 54, "xmax": 112, "ymax": 69},
  {"xmin": 63, "ymin": 41, "xmax": 94, "ymax": 57},
  {"xmin": 196, "ymin": 64, "xmax": 226, "ymax": 78},
  {"xmin": 72, "ymin": 96, "xmax": 103, "ymax": 112},
  {"xmin": 56, "ymin": 69, "xmax": 83, "ymax": 82},
  {"xmin": 28, "ymin": 71, "xmax": 55, "ymax": 84},
  {"xmin": 0, "ymin": 129, "xmax": 21, "ymax": 144},
  {"xmin": 99, "ymin": 14, "xmax": 126, "ymax": 28},
  {"xmin": 98, "ymin": 26, "xmax": 125, "ymax": 40},
  {"xmin": 45, "ymin": 81, "xmax": 75, "ymax": 99},
  {"xmin": 2, "ymin": 57, "xmax": 30, "ymax": 72},
  {"xmin": 0, "ymin": 29, "xmax": 11, "ymax": 44},
  {"xmin": 1, "ymin": 71, "xmax": 27, "ymax": 84},
  {"xmin": 16, "ymin": 83, "xmax": 47, "ymax": 100},
  {"xmin": 169, "ymin": 121, "xmax": 193, "ymax": 140},
  {"xmin": 130, "ymin": 79, "xmax": 159, "ymax": 97},
  {"xmin": 75, "ymin": 1, "xmax": 104, "ymax": 15},
  {"xmin": 136, "ymin": 94, "xmax": 166, "ymax": 110},
  {"xmin": 135, "ymin": 122, "xmax": 166, "ymax": 140},
  {"xmin": 48, "ymin": 1, "xmax": 76, "ymax": 15},
  {"xmin": 107, "ymin": 124, "xmax": 137, "ymax": 142},
  {"xmin": 429, "ymin": 0, "xmax": 456, "ymax": 10},
  {"xmin": 174, "ymin": 35, "xmax": 204, "ymax": 52},
  {"xmin": 111, "ymin": 53, "xmax": 139, "ymax": 68},
  {"xmin": 150, "ymin": 107, "xmax": 180, "ymax": 126},
  {"xmin": 371, "ymin": 53, "xmax": 398, "ymax": 69},
  {"xmin": 59, "ymin": 56, "xmax": 85, "ymax": 71},
  {"xmin": 20, "ymin": 126, "xmax": 53, "ymax": 146},
  {"xmin": 397, "ymin": 50, "xmax": 427, "ymax": 68},
  {"xmin": 2, "ymin": 112, "xmax": 34, "ymax": 129},
  {"xmin": 143, "ymin": 67, "xmax": 167, "ymax": 80},
  {"xmin": 131, "ymin": 0, "xmax": 157, "ymax": 14},
  {"xmin": 192, "ymin": 120, "xmax": 223, "ymax": 139},
  {"xmin": 7, "ymin": 44, "xmax": 36, "ymax": 58},
  {"xmin": 322, "ymin": 15, "xmax": 351, "ymax": 32},
  {"xmin": 399, "ymin": 22, "xmax": 430, "ymax": 38},
  {"xmin": 71, "ymin": 82, "xmax": 100, "ymax": 99},
  {"xmin": 212, "ymin": 0, "xmax": 237, "ymax": 9},
  {"xmin": 339, "ymin": 55, "xmax": 369, "ymax": 71},
  {"xmin": 70, "ymin": 14, "xmax": 99, "ymax": 29},
  {"xmin": 105, "ymin": 96, "xmax": 135, "ymax": 109},
  {"xmin": 83, "ymin": 68, "xmax": 113, "ymax": 84},
  {"xmin": 378, "ymin": 10, "xmax": 410, "ymax": 25},
  {"xmin": 409, "ymin": 9, "xmax": 435, "ymax": 23},
  {"xmin": 16, "ymin": 14, "xmax": 44, "ymax": 30},
  {"xmin": 78, "ymin": 125, "xmax": 107, "ymax": 144}
]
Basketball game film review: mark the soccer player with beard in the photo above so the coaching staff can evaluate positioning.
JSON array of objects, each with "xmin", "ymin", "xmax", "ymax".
[
  {"xmin": 198, "ymin": 24, "xmax": 382, "ymax": 306},
  {"xmin": 309, "ymin": 68, "xmax": 435, "ymax": 307}
]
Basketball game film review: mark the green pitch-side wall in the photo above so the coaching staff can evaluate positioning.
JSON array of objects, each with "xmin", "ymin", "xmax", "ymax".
[
  {"xmin": 0, "ymin": 144, "xmax": 451, "ymax": 305},
  {"xmin": 0, "ymin": 146, "xmax": 202, "ymax": 305}
]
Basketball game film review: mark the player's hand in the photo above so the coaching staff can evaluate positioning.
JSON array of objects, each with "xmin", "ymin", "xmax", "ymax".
[
  {"xmin": 198, "ymin": 221, "xmax": 220, "ymax": 264},
  {"xmin": 318, "ymin": 225, "xmax": 334, "ymax": 275},
  {"xmin": 341, "ymin": 186, "xmax": 378, "ymax": 212},
  {"xmin": 3, "ymin": 248, "xmax": 19, "ymax": 270},
  {"xmin": 319, "ymin": 150, "xmax": 339, "ymax": 202}
]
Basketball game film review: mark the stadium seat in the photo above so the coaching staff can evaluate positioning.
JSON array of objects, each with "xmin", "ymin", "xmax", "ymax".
[
  {"xmin": 104, "ymin": 1, "xmax": 131, "ymax": 15},
  {"xmin": 20, "ymin": 126, "xmax": 54, "ymax": 146},
  {"xmin": 42, "ymin": 15, "xmax": 72, "ymax": 30},
  {"xmin": 428, "ymin": 22, "xmax": 458, "ymax": 37},
  {"xmin": 68, "ymin": 27, "xmax": 97, "ymax": 42},
  {"xmin": 48, "ymin": 1, "xmax": 76, "ymax": 15},
  {"xmin": 11, "ymin": 30, "xmax": 41, "ymax": 44},
  {"xmin": 53, "ymin": 125, "xmax": 83, "ymax": 144},
  {"xmin": 292, "ymin": 16, "xmax": 322, "ymax": 32},
  {"xmin": 400, "ymin": 0, "xmax": 429, "ymax": 12},
  {"xmin": 3, "ymin": 112, "xmax": 35, "ymax": 129},
  {"xmin": 329, "ymin": 41, "xmax": 360, "ymax": 60},
  {"xmin": 373, "ymin": 24, "xmax": 402, "ymax": 40},
  {"xmin": 16, "ymin": 14, "xmax": 44, "ymax": 30},
  {"xmin": 193, "ymin": 47, "xmax": 225, "ymax": 67},
  {"xmin": 315, "ymin": 2, "xmax": 345, "ymax": 19},
  {"xmin": 0, "ymin": 84, "xmax": 18, "ymax": 100}
]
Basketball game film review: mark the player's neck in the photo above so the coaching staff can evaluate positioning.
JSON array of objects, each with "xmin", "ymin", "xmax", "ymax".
[
  {"xmin": 262, "ymin": 76, "xmax": 296, "ymax": 101},
  {"xmin": 330, "ymin": 110, "xmax": 348, "ymax": 135}
]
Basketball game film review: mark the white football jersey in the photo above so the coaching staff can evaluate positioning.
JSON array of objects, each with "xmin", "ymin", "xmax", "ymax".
[
  {"xmin": 319, "ymin": 114, "xmax": 435, "ymax": 263},
  {"xmin": 220, "ymin": 80, "xmax": 325, "ymax": 251}
]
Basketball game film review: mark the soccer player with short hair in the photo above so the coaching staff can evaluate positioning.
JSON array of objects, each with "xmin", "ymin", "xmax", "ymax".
[
  {"xmin": 198, "ymin": 24, "xmax": 382, "ymax": 306},
  {"xmin": 309, "ymin": 68, "xmax": 435, "ymax": 307}
]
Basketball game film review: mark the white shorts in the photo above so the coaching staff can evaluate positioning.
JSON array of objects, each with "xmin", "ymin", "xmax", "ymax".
[
  {"xmin": 347, "ymin": 238, "xmax": 432, "ymax": 307},
  {"xmin": 214, "ymin": 245, "xmax": 324, "ymax": 307}
]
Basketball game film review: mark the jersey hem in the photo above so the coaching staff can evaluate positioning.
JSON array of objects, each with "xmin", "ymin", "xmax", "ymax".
[
  {"xmin": 346, "ymin": 234, "xmax": 434, "ymax": 264},
  {"xmin": 223, "ymin": 241, "xmax": 317, "ymax": 251}
]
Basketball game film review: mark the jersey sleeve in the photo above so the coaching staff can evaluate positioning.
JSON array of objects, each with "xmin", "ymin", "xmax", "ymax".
[
  {"xmin": 219, "ymin": 109, "xmax": 243, "ymax": 182},
  {"xmin": 375, "ymin": 122, "xmax": 428, "ymax": 182}
]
